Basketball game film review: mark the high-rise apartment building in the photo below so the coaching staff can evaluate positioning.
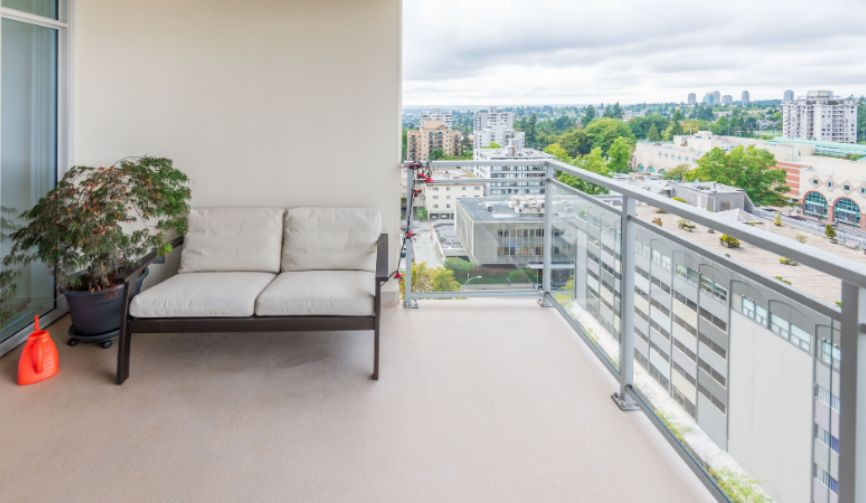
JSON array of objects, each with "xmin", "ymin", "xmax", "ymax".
[
  {"xmin": 687, "ymin": 93, "xmax": 697, "ymax": 106},
  {"xmin": 472, "ymin": 145, "xmax": 552, "ymax": 195},
  {"xmin": 722, "ymin": 95, "xmax": 733, "ymax": 105},
  {"xmin": 473, "ymin": 108, "xmax": 525, "ymax": 150},
  {"xmin": 784, "ymin": 89, "xmax": 795, "ymax": 102},
  {"xmin": 782, "ymin": 90, "xmax": 858, "ymax": 144},
  {"xmin": 741, "ymin": 90, "xmax": 750, "ymax": 105},
  {"xmin": 405, "ymin": 119, "xmax": 463, "ymax": 162},
  {"xmin": 421, "ymin": 112, "xmax": 454, "ymax": 129},
  {"xmin": 703, "ymin": 91, "xmax": 721, "ymax": 106}
]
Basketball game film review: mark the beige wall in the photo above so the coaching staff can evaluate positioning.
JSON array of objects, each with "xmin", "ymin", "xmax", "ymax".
[{"xmin": 70, "ymin": 0, "xmax": 402, "ymax": 280}]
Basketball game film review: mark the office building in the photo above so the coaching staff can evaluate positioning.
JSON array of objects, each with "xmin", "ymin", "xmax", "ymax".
[
  {"xmin": 741, "ymin": 90, "xmax": 750, "ymax": 105},
  {"xmin": 687, "ymin": 93, "xmax": 697, "ymax": 106},
  {"xmin": 722, "ymin": 95, "xmax": 733, "ymax": 105},
  {"xmin": 784, "ymin": 89, "xmax": 796, "ymax": 102},
  {"xmin": 782, "ymin": 90, "xmax": 858, "ymax": 144}
]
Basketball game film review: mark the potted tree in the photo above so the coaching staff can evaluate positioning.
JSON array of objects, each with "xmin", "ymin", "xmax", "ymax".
[{"xmin": 0, "ymin": 157, "xmax": 190, "ymax": 347}]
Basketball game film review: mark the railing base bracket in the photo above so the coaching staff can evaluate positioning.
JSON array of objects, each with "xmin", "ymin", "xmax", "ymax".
[
  {"xmin": 537, "ymin": 294, "xmax": 554, "ymax": 308},
  {"xmin": 611, "ymin": 392, "xmax": 640, "ymax": 412},
  {"xmin": 403, "ymin": 300, "xmax": 419, "ymax": 310}
]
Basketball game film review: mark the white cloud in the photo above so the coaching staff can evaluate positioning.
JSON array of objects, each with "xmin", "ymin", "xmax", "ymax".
[{"xmin": 403, "ymin": 0, "xmax": 866, "ymax": 105}]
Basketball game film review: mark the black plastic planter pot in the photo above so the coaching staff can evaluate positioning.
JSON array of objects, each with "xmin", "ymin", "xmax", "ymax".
[{"xmin": 63, "ymin": 269, "xmax": 148, "ymax": 336}]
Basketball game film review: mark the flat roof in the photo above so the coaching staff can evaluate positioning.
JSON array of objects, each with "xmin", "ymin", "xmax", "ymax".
[{"xmin": 458, "ymin": 197, "xmax": 546, "ymax": 223}]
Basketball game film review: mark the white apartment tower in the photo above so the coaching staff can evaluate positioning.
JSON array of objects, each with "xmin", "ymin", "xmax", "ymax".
[
  {"xmin": 741, "ymin": 90, "xmax": 750, "ymax": 105},
  {"xmin": 782, "ymin": 90, "xmax": 858, "ymax": 144},
  {"xmin": 473, "ymin": 108, "xmax": 525, "ymax": 151},
  {"xmin": 688, "ymin": 93, "xmax": 697, "ymax": 105}
]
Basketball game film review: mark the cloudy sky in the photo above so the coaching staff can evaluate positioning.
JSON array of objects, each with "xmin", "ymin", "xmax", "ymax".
[{"xmin": 403, "ymin": 0, "xmax": 866, "ymax": 106}]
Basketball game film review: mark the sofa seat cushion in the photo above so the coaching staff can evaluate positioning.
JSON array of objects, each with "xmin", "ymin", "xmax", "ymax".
[
  {"xmin": 130, "ymin": 272, "xmax": 276, "ymax": 318},
  {"xmin": 255, "ymin": 271, "xmax": 374, "ymax": 316},
  {"xmin": 180, "ymin": 208, "xmax": 285, "ymax": 273},
  {"xmin": 282, "ymin": 207, "xmax": 382, "ymax": 272}
]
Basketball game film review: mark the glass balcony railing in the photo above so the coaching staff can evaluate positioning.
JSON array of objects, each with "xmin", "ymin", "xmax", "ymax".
[{"xmin": 401, "ymin": 158, "xmax": 866, "ymax": 503}]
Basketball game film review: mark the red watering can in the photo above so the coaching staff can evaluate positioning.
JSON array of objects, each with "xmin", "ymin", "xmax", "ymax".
[{"xmin": 18, "ymin": 316, "xmax": 59, "ymax": 385}]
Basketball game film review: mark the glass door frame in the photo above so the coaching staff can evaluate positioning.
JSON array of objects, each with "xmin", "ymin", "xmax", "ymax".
[{"xmin": 0, "ymin": 1, "xmax": 70, "ymax": 356}]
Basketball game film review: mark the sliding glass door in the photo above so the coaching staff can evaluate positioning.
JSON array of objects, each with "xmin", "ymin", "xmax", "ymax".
[{"xmin": 0, "ymin": 1, "xmax": 66, "ymax": 348}]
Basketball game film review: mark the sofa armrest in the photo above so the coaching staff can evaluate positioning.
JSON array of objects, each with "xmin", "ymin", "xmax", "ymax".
[
  {"xmin": 120, "ymin": 235, "xmax": 185, "ymax": 284},
  {"xmin": 375, "ymin": 233, "xmax": 390, "ymax": 283}
]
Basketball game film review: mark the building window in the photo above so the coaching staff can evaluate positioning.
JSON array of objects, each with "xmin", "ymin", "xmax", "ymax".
[
  {"xmin": 816, "ymin": 425, "xmax": 840, "ymax": 453},
  {"xmin": 834, "ymin": 197, "xmax": 861, "ymax": 227},
  {"xmin": 815, "ymin": 385, "xmax": 841, "ymax": 411},
  {"xmin": 804, "ymin": 191, "xmax": 828, "ymax": 218},
  {"xmin": 820, "ymin": 340, "xmax": 841, "ymax": 369}
]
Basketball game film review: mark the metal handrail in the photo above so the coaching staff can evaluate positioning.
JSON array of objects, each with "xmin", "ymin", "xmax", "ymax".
[{"xmin": 425, "ymin": 158, "xmax": 866, "ymax": 289}]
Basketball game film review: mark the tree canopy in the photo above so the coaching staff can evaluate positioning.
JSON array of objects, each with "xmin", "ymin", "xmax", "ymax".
[
  {"xmin": 580, "ymin": 106, "xmax": 597, "ymax": 127},
  {"xmin": 685, "ymin": 146, "xmax": 790, "ymax": 205},
  {"xmin": 583, "ymin": 118, "xmax": 635, "ymax": 155},
  {"xmin": 606, "ymin": 137, "xmax": 634, "ymax": 173},
  {"xmin": 553, "ymin": 147, "xmax": 610, "ymax": 195}
]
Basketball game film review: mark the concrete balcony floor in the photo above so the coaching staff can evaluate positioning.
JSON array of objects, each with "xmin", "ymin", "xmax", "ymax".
[{"xmin": 1, "ymin": 298, "xmax": 711, "ymax": 502}]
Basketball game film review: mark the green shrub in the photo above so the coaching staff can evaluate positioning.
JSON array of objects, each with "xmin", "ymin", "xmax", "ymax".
[
  {"xmin": 775, "ymin": 275, "xmax": 792, "ymax": 285},
  {"xmin": 652, "ymin": 217, "xmax": 663, "ymax": 226},
  {"xmin": 795, "ymin": 233, "xmax": 807, "ymax": 243},
  {"xmin": 677, "ymin": 219, "xmax": 696, "ymax": 231},
  {"xmin": 774, "ymin": 213, "xmax": 782, "ymax": 227},
  {"xmin": 671, "ymin": 196, "xmax": 687, "ymax": 203},
  {"xmin": 719, "ymin": 234, "xmax": 740, "ymax": 248},
  {"xmin": 825, "ymin": 224, "xmax": 837, "ymax": 239},
  {"xmin": 778, "ymin": 257, "xmax": 798, "ymax": 266}
]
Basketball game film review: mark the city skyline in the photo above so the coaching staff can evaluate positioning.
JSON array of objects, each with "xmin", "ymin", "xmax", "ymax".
[{"xmin": 404, "ymin": 0, "xmax": 866, "ymax": 106}]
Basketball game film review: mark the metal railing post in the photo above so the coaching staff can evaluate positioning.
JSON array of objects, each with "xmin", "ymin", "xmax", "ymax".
[
  {"xmin": 612, "ymin": 195, "xmax": 639, "ymax": 411},
  {"xmin": 839, "ymin": 282, "xmax": 866, "ymax": 502},
  {"xmin": 540, "ymin": 163, "xmax": 554, "ymax": 307},
  {"xmin": 403, "ymin": 167, "xmax": 418, "ymax": 309}
]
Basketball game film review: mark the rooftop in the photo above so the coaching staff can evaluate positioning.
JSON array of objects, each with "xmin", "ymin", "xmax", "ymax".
[
  {"xmin": 1, "ymin": 300, "xmax": 711, "ymax": 503},
  {"xmin": 475, "ymin": 148, "xmax": 553, "ymax": 160},
  {"xmin": 458, "ymin": 196, "xmax": 547, "ymax": 223}
]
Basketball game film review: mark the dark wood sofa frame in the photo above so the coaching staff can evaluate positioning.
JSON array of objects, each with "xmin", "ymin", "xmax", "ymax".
[{"xmin": 115, "ymin": 233, "xmax": 389, "ymax": 385}]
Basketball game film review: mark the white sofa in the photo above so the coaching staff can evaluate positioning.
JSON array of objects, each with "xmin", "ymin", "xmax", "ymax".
[{"xmin": 115, "ymin": 207, "xmax": 389, "ymax": 384}]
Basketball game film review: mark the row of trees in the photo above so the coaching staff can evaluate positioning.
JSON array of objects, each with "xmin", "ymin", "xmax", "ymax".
[{"xmin": 515, "ymin": 102, "xmax": 783, "ymax": 151}]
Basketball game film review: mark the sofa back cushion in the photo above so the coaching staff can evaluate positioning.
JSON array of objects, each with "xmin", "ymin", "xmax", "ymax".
[
  {"xmin": 282, "ymin": 207, "xmax": 382, "ymax": 272},
  {"xmin": 179, "ymin": 208, "xmax": 285, "ymax": 273}
]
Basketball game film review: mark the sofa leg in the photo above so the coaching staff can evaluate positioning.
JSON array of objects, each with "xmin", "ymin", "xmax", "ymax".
[
  {"xmin": 116, "ymin": 324, "xmax": 131, "ymax": 385},
  {"xmin": 372, "ymin": 325, "xmax": 380, "ymax": 381}
]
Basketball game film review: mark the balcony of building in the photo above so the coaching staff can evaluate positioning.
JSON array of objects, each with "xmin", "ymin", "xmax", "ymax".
[{"xmin": 3, "ymin": 1, "xmax": 866, "ymax": 503}]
